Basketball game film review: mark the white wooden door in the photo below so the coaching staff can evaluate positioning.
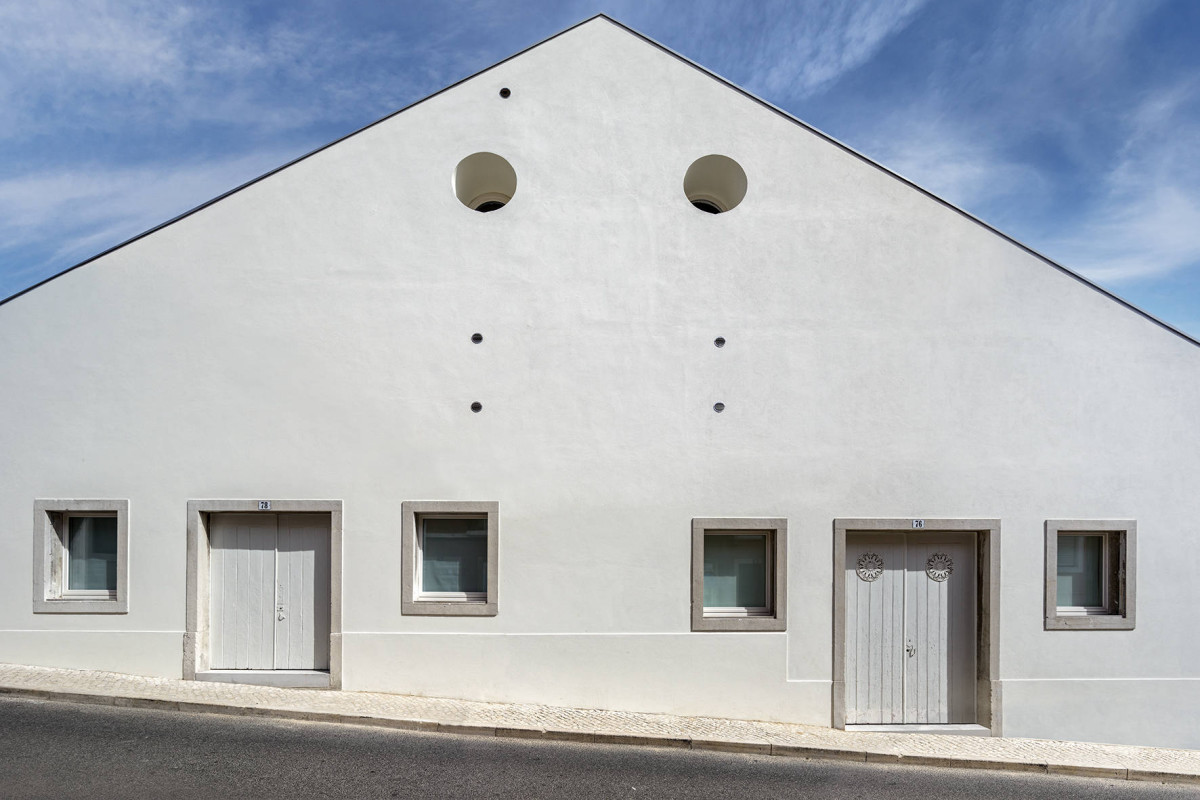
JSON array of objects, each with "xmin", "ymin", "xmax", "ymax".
[
  {"xmin": 846, "ymin": 534, "xmax": 907, "ymax": 723},
  {"xmin": 274, "ymin": 514, "xmax": 331, "ymax": 670},
  {"xmin": 845, "ymin": 533, "xmax": 976, "ymax": 724},
  {"xmin": 903, "ymin": 534, "xmax": 976, "ymax": 723},
  {"xmin": 209, "ymin": 513, "xmax": 330, "ymax": 670},
  {"xmin": 209, "ymin": 514, "xmax": 276, "ymax": 669}
]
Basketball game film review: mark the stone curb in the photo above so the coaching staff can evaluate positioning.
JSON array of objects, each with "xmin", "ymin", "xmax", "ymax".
[{"xmin": 1, "ymin": 685, "xmax": 1197, "ymax": 786}]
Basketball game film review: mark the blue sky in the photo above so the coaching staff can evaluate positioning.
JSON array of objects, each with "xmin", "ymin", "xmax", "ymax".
[{"xmin": 3, "ymin": 0, "xmax": 1199, "ymax": 337}]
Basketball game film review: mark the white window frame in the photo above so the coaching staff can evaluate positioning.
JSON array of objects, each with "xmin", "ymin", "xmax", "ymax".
[
  {"xmin": 60, "ymin": 511, "xmax": 120, "ymax": 599},
  {"xmin": 33, "ymin": 499, "xmax": 130, "ymax": 614},
  {"xmin": 1044, "ymin": 520, "xmax": 1135, "ymax": 631},
  {"xmin": 691, "ymin": 517, "xmax": 787, "ymax": 632},
  {"xmin": 415, "ymin": 513, "xmax": 489, "ymax": 603},
  {"xmin": 700, "ymin": 531, "xmax": 774, "ymax": 618},
  {"xmin": 1054, "ymin": 532, "xmax": 1111, "ymax": 616},
  {"xmin": 402, "ymin": 501, "xmax": 498, "ymax": 616}
]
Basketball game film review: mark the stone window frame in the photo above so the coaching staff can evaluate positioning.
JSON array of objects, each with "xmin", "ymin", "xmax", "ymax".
[
  {"xmin": 32, "ymin": 498, "xmax": 130, "ymax": 614},
  {"xmin": 690, "ymin": 517, "xmax": 787, "ymax": 632},
  {"xmin": 1044, "ymin": 519, "xmax": 1136, "ymax": 631},
  {"xmin": 401, "ymin": 501, "xmax": 499, "ymax": 616}
]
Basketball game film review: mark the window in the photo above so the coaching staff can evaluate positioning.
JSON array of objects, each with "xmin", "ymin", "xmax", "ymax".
[
  {"xmin": 703, "ymin": 533, "xmax": 771, "ymax": 615},
  {"xmin": 64, "ymin": 515, "xmax": 119, "ymax": 596},
  {"xmin": 1056, "ymin": 534, "xmax": 1107, "ymax": 613},
  {"xmin": 691, "ymin": 518, "xmax": 786, "ymax": 632},
  {"xmin": 402, "ymin": 501, "xmax": 498, "ymax": 616},
  {"xmin": 418, "ymin": 517, "xmax": 488, "ymax": 601},
  {"xmin": 1044, "ymin": 520, "xmax": 1135, "ymax": 630},
  {"xmin": 33, "ymin": 499, "xmax": 129, "ymax": 613}
]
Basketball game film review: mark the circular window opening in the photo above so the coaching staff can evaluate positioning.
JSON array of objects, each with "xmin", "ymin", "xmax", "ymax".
[
  {"xmin": 454, "ymin": 152, "xmax": 517, "ymax": 212},
  {"xmin": 683, "ymin": 154, "xmax": 747, "ymax": 214},
  {"xmin": 471, "ymin": 333, "xmax": 483, "ymax": 344},
  {"xmin": 713, "ymin": 402, "xmax": 726, "ymax": 413},
  {"xmin": 471, "ymin": 402, "xmax": 483, "ymax": 413}
]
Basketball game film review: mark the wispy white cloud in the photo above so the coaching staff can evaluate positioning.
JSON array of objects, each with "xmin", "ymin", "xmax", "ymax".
[
  {"xmin": 0, "ymin": 0, "xmax": 526, "ymax": 298},
  {"xmin": 0, "ymin": 0, "xmax": 463, "ymax": 140},
  {"xmin": 1072, "ymin": 189, "xmax": 1200, "ymax": 284},
  {"xmin": 1052, "ymin": 83, "xmax": 1200, "ymax": 283},
  {"xmin": 864, "ymin": 114, "xmax": 1050, "ymax": 216},
  {"xmin": 811, "ymin": 0, "xmax": 1198, "ymax": 290},
  {"xmin": 0, "ymin": 0, "xmax": 190, "ymax": 87},
  {"xmin": 0, "ymin": 146, "xmax": 299, "ymax": 294},
  {"xmin": 975, "ymin": 1, "xmax": 1165, "ymax": 156},
  {"xmin": 608, "ymin": 0, "xmax": 928, "ymax": 101},
  {"xmin": 998, "ymin": 1, "xmax": 1156, "ymax": 79},
  {"xmin": 741, "ymin": 0, "xmax": 929, "ymax": 99}
]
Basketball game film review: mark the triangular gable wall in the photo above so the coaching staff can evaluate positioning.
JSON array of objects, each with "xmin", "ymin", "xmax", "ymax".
[{"xmin": 2, "ymin": 15, "xmax": 1194, "ymax": 354}]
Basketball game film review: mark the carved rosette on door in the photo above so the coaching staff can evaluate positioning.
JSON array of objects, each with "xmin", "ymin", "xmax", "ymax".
[
  {"xmin": 926, "ymin": 553, "xmax": 954, "ymax": 582},
  {"xmin": 856, "ymin": 552, "xmax": 884, "ymax": 582}
]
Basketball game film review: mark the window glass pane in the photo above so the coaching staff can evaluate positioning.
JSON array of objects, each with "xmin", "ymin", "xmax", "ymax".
[
  {"xmin": 1057, "ymin": 534, "xmax": 1104, "ymax": 607},
  {"xmin": 67, "ymin": 517, "xmax": 118, "ymax": 591},
  {"xmin": 422, "ymin": 518, "xmax": 487, "ymax": 593},
  {"xmin": 703, "ymin": 533, "xmax": 767, "ymax": 608}
]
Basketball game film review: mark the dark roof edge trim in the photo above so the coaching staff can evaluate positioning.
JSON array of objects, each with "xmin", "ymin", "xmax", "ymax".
[
  {"xmin": 0, "ymin": 13, "xmax": 612, "ymax": 310},
  {"xmin": 596, "ymin": 17, "xmax": 1200, "ymax": 350}
]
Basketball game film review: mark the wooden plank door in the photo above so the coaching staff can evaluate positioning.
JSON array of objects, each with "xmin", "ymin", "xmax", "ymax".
[
  {"xmin": 209, "ymin": 513, "xmax": 331, "ymax": 671},
  {"xmin": 845, "ymin": 534, "xmax": 906, "ymax": 724},
  {"xmin": 274, "ymin": 514, "xmax": 331, "ymax": 670},
  {"xmin": 846, "ymin": 531, "xmax": 977, "ymax": 725},
  {"xmin": 903, "ymin": 534, "xmax": 977, "ymax": 723},
  {"xmin": 209, "ymin": 514, "xmax": 277, "ymax": 669}
]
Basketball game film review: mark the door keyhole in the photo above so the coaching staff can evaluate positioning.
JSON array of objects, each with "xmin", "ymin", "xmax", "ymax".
[
  {"xmin": 906, "ymin": 639, "xmax": 916, "ymax": 658},
  {"xmin": 277, "ymin": 604, "xmax": 286, "ymax": 622}
]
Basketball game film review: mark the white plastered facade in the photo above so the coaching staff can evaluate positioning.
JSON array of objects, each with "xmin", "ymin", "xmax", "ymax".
[{"xmin": 2, "ymin": 17, "xmax": 1199, "ymax": 749}]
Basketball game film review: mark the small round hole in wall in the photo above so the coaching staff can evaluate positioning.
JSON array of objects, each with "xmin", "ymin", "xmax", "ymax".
[
  {"xmin": 684, "ymin": 154, "xmax": 747, "ymax": 214},
  {"xmin": 471, "ymin": 402, "xmax": 483, "ymax": 413},
  {"xmin": 713, "ymin": 402, "xmax": 725, "ymax": 413},
  {"xmin": 499, "ymin": 87, "xmax": 511, "ymax": 98},
  {"xmin": 454, "ymin": 152, "xmax": 517, "ymax": 212},
  {"xmin": 714, "ymin": 337, "xmax": 726, "ymax": 348},
  {"xmin": 471, "ymin": 333, "xmax": 483, "ymax": 344}
]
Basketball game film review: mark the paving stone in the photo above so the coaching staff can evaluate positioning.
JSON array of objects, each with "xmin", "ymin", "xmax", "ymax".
[{"xmin": 1, "ymin": 662, "xmax": 1197, "ymax": 784}]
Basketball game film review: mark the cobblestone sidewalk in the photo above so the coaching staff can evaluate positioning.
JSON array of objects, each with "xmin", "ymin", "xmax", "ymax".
[{"xmin": 1, "ymin": 663, "xmax": 1197, "ymax": 785}]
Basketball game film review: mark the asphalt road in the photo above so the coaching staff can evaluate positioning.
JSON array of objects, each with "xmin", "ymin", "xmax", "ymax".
[{"xmin": 0, "ymin": 695, "xmax": 1194, "ymax": 799}]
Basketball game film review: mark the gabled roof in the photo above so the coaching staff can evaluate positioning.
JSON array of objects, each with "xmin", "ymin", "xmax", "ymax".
[{"xmin": 3, "ymin": 15, "xmax": 1195, "ymax": 349}]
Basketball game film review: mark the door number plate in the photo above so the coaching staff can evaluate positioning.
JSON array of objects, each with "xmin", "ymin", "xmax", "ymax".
[
  {"xmin": 258, "ymin": 500, "xmax": 271, "ymax": 510},
  {"xmin": 911, "ymin": 519, "xmax": 925, "ymax": 528}
]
